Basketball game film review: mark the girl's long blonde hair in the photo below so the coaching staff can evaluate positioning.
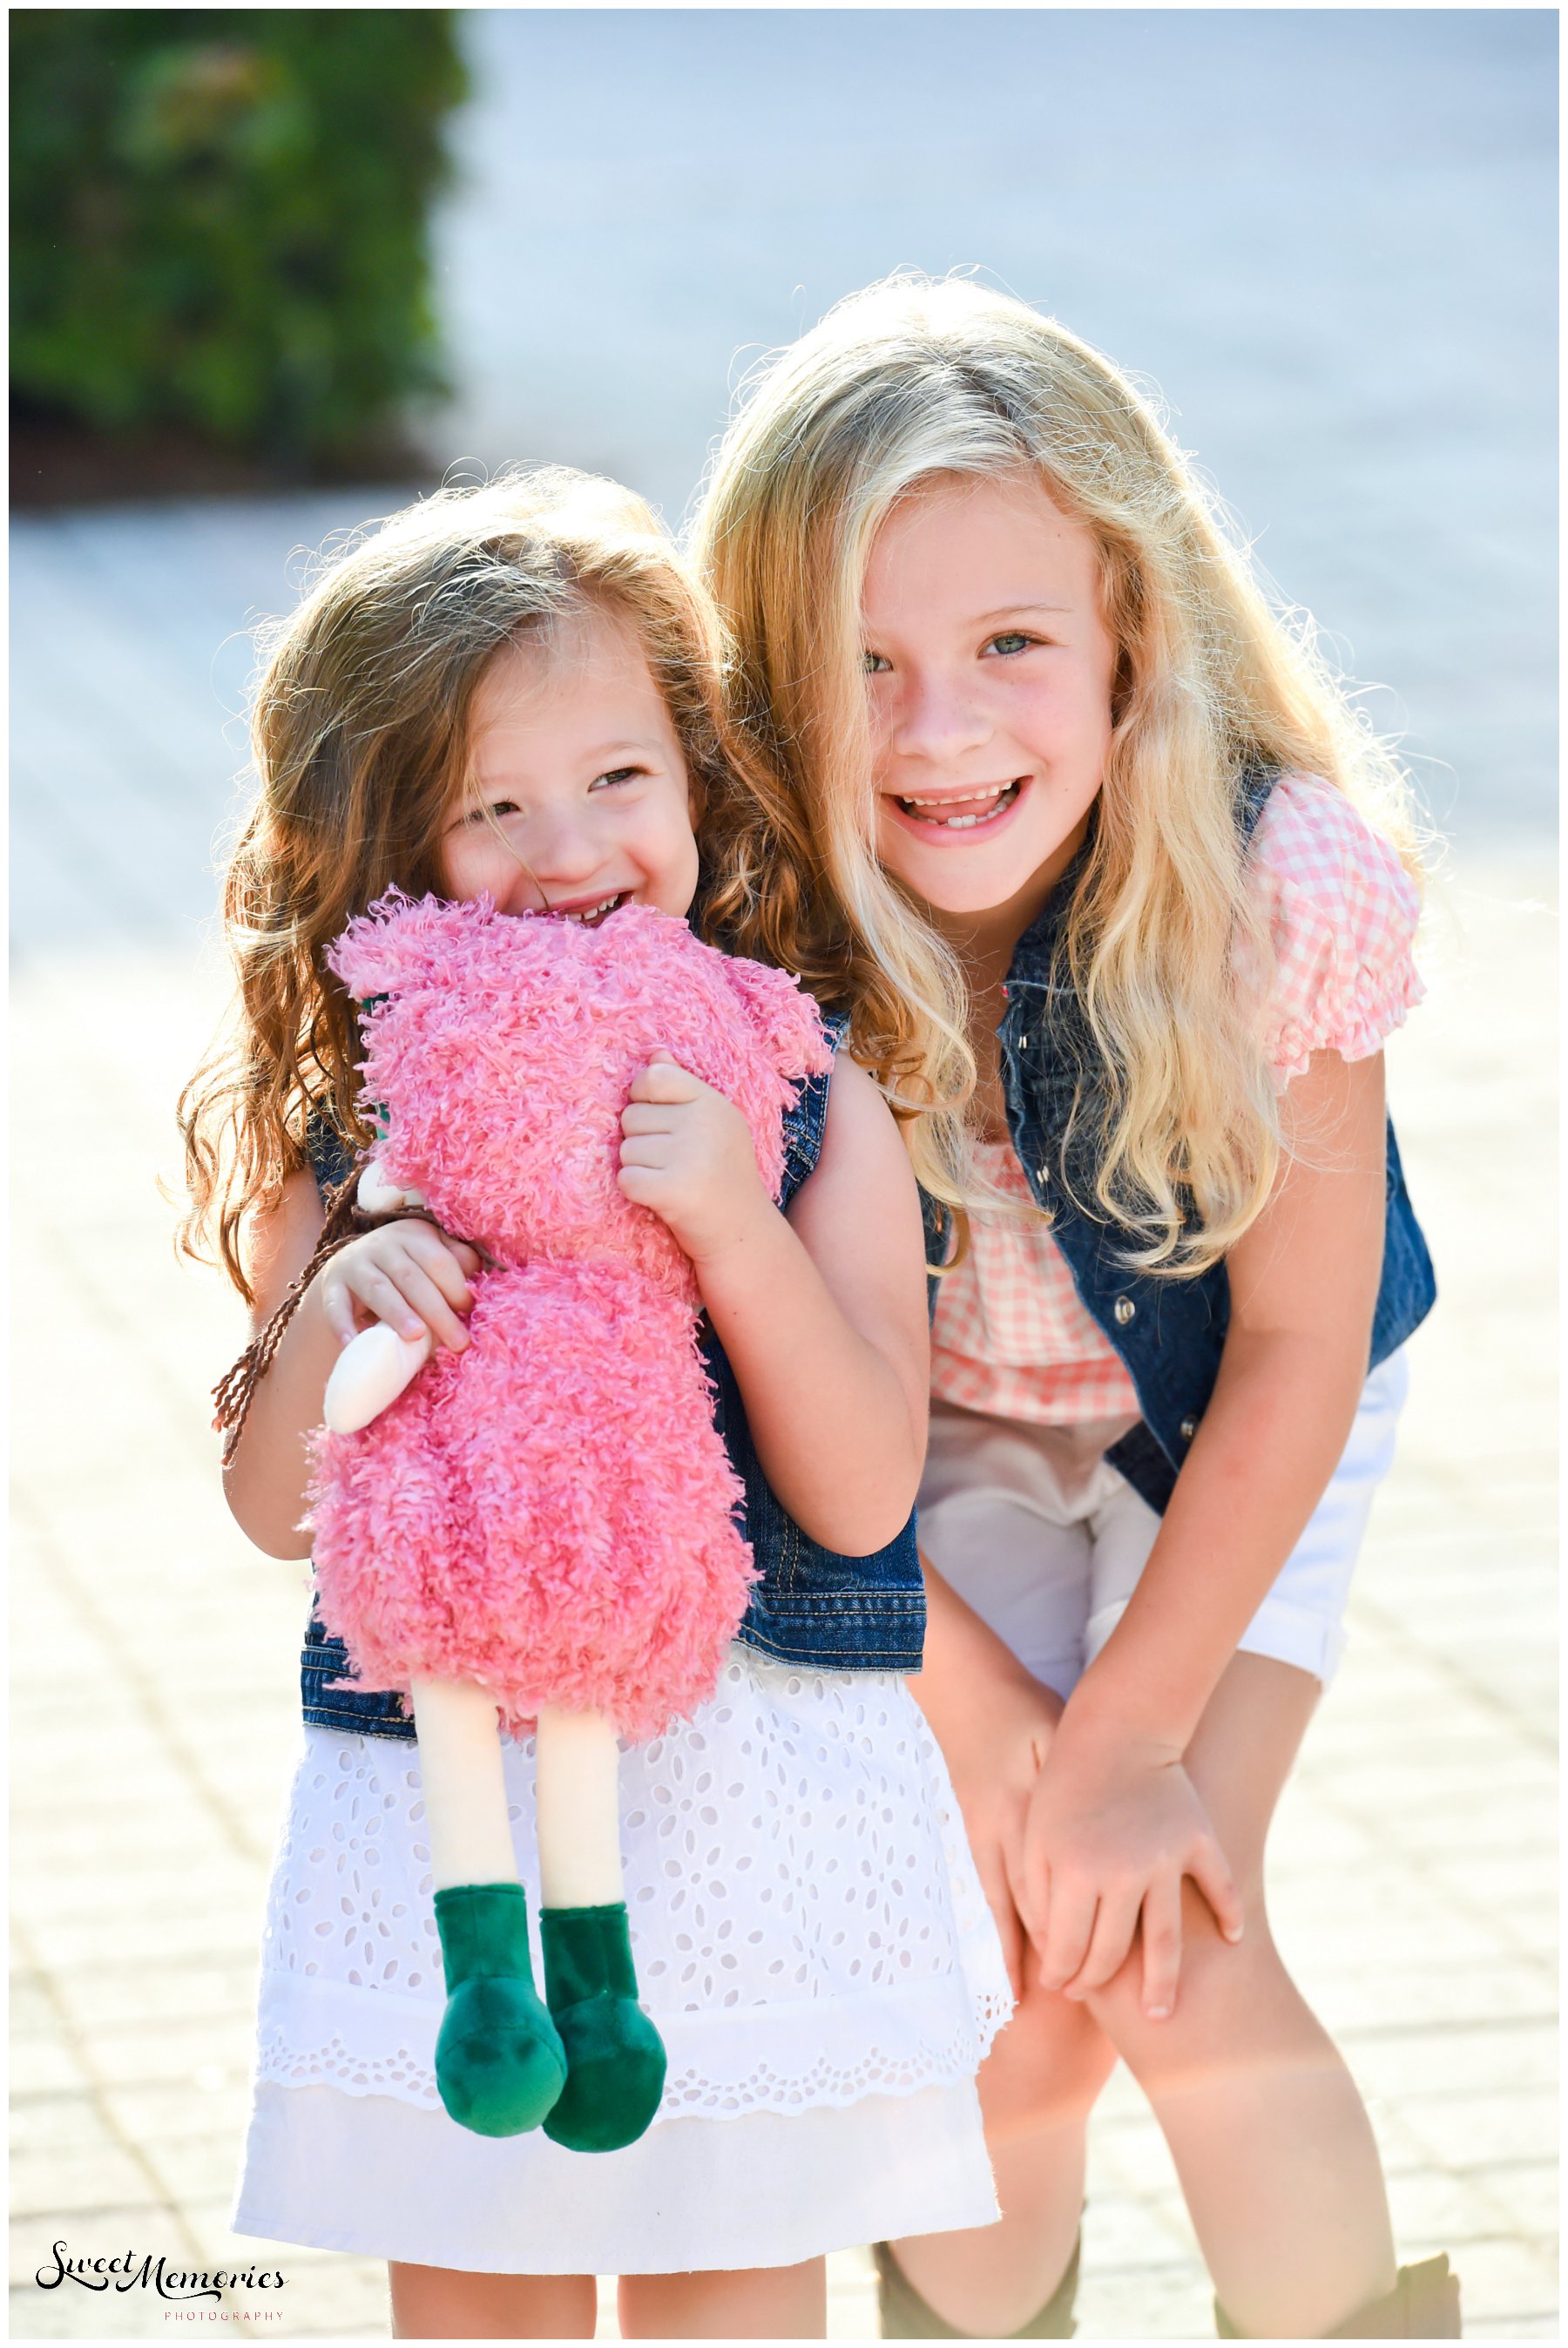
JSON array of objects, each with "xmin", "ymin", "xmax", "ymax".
[
  {"xmin": 179, "ymin": 468, "xmax": 779, "ymax": 1300},
  {"xmin": 691, "ymin": 274, "xmax": 1423, "ymax": 1271}
]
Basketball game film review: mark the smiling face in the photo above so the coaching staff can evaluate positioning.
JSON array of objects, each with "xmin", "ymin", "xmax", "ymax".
[
  {"xmin": 861, "ymin": 471, "xmax": 1119, "ymax": 939},
  {"xmin": 441, "ymin": 601, "xmax": 700, "ymax": 924}
]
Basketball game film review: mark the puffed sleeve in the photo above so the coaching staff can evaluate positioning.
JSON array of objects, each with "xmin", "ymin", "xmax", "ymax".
[{"xmin": 1244, "ymin": 773, "xmax": 1425, "ymax": 1089}]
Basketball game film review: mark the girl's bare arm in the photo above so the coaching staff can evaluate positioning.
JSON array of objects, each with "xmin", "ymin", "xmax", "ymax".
[
  {"xmin": 1017, "ymin": 1048, "xmax": 1388, "ymax": 2010},
  {"xmin": 223, "ymin": 1172, "xmax": 334, "ymax": 1558},
  {"xmin": 1068, "ymin": 1046, "xmax": 1388, "ymax": 1751},
  {"xmin": 619, "ymin": 1053, "xmax": 929, "ymax": 1554},
  {"xmin": 912, "ymin": 1553, "xmax": 1065, "ymax": 1996}
]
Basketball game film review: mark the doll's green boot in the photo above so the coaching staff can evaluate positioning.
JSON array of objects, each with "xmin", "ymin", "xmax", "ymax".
[
  {"xmin": 539, "ymin": 1903, "xmax": 667, "ymax": 2153},
  {"xmin": 432, "ymin": 1883, "xmax": 567, "ymax": 2137}
]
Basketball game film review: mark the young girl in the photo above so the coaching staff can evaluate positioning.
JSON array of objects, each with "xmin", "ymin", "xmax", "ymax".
[
  {"xmin": 691, "ymin": 279, "xmax": 1461, "ymax": 2340},
  {"xmin": 181, "ymin": 470, "xmax": 1010, "ymax": 2340}
]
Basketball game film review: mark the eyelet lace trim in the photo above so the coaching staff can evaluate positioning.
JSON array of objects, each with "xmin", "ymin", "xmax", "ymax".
[{"xmin": 251, "ymin": 1656, "xmax": 1012, "ymax": 2119}]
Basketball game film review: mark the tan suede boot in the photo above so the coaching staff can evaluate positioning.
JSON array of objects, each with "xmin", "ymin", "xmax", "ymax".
[
  {"xmin": 873, "ymin": 2235, "xmax": 1080, "ymax": 2338},
  {"xmin": 1216, "ymin": 2254, "xmax": 1461, "ymax": 2338}
]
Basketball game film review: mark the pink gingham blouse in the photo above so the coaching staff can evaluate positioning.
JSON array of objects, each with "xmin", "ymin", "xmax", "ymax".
[{"xmin": 931, "ymin": 775, "xmax": 1424, "ymax": 1428}]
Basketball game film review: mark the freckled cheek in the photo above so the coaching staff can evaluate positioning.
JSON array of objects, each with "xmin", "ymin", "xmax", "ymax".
[{"xmin": 1011, "ymin": 676, "xmax": 1105, "ymax": 764}]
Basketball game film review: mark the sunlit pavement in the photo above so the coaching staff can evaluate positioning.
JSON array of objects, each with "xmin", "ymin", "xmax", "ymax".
[{"xmin": 10, "ymin": 478, "xmax": 1554, "ymax": 2342}]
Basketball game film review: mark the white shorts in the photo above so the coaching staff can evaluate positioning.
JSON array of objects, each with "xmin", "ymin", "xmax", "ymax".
[{"xmin": 917, "ymin": 1351, "xmax": 1409, "ymax": 1697}]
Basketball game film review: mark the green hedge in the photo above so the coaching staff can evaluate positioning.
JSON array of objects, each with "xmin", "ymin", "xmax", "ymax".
[{"xmin": 10, "ymin": 10, "xmax": 466, "ymax": 464}]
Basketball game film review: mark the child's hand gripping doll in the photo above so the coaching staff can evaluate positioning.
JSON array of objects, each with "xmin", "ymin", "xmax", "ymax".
[{"xmin": 308, "ymin": 890, "xmax": 832, "ymax": 2151}]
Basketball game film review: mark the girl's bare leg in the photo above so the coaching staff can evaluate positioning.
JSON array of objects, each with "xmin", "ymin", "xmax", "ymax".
[
  {"xmin": 1084, "ymin": 1651, "xmax": 1397, "ymax": 2338},
  {"xmin": 389, "ymin": 2261, "xmax": 596, "ymax": 2338},
  {"xmin": 889, "ymin": 1988, "xmax": 1116, "ymax": 2335},
  {"xmin": 620, "ymin": 2257, "xmax": 827, "ymax": 2338}
]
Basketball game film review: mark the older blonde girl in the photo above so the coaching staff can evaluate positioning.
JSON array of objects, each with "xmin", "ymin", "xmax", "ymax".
[{"xmin": 693, "ymin": 278, "xmax": 1459, "ymax": 2340}]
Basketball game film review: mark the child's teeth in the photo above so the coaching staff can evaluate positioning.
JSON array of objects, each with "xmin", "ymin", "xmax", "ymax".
[{"xmin": 899, "ymin": 783, "xmax": 1019, "ymax": 829}]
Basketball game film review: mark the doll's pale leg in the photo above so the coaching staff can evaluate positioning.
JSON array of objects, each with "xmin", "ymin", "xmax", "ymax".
[
  {"xmin": 534, "ymin": 1706, "xmax": 667, "ymax": 2154},
  {"xmin": 535, "ymin": 1703, "xmax": 630, "ymax": 1905},
  {"xmin": 411, "ymin": 1678, "xmax": 566, "ymax": 2140}
]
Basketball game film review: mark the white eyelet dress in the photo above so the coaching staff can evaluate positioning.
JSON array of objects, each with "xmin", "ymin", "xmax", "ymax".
[{"xmin": 233, "ymin": 1647, "xmax": 1011, "ymax": 2275}]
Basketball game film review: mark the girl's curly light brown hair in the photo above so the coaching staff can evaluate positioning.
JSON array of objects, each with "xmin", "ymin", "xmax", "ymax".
[{"xmin": 179, "ymin": 467, "xmax": 782, "ymax": 1300}]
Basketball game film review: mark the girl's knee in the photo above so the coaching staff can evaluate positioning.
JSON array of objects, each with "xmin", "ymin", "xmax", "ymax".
[
  {"xmin": 619, "ymin": 2257, "xmax": 826, "ymax": 2338},
  {"xmin": 1083, "ymin": 1890, "xmax": 1288, "ymax": 2073},
  {"xmin": 980, "ymin": 1979, "xmax": 1118, "ymax": 2137},
  {"xmin": 389, "ymin": 2263, "xmax": 598, "ymax": 2339}
]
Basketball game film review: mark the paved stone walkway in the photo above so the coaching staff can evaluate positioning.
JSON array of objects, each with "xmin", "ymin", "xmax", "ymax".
[
  {"xmin": 6, "ymin": 24, "xmax": 1558, "ymax": 2313},
  {"xmin": 9, "ymin": 473, "xmax": 1556, "ymax": 2340}
]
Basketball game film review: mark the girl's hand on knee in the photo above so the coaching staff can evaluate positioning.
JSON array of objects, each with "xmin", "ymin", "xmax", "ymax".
[
  {"xmin": 316, "ymin": 1221, "xmax": 482, "ymax": 1356},
  {"xmin": 1017, "ymin": 1721, "xmax": 1243, "ymax": 2020},
  {"xmin": 919, "ymin": 1656, "xmax": 1064, "ymax": 1999}
]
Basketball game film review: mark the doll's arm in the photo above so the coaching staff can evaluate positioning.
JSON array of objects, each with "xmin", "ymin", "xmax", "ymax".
[{"xmin": 322, "ymin": 1322, "xmax": 434, "ymax": 1433}]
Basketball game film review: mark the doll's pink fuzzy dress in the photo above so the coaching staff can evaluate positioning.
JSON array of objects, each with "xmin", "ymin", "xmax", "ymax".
[{"xmin": 307, "ymin": 892, "xmax": 833, "ymax": 1739}]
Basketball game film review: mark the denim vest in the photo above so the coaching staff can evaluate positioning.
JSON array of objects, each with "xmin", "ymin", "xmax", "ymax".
[
  {"xmin": 299, "ymin": 1008, "xmax": 925, "ymax": 1740},
  {"xmin": 958, "ymin": 768, "xmax": 1436, "ymax": 1518}
]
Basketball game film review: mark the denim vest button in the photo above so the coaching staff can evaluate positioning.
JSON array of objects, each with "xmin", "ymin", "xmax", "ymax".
[
  {"xmin": 1179, "ymin": 1417, "xmax": 1198, "ymax": 1441},
  {"xmin": 1114, "ymin": 1296, "xmax": 1136, "ymax": 1325}
]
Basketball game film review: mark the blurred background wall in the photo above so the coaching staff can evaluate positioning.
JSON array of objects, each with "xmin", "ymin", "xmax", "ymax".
[
  {"xmin": 12, "ymin": 9, "xmax": 1557, "ymax": 843},
  {"xmin": 431, "ymin": 8, "xmax": 1556, "ymax": 848},
  {"xmin": 10, "ymin": 10, "xmax": 1557, "ymax": 2340}
]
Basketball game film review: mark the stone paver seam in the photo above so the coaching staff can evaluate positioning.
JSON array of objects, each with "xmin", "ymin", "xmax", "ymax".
[
  {"xmin": 11, "ymin": 1490, "xmax": 270, "ymax": 1872},
  {"xmin": 1300, "ymin": 1676, "xmax": 1552, "ymax": 1880},
  {"xmin": 1276, "ymin": 1660, "xmax": 1556, "ymax": 2268},
  {"xmin": 1300, "ymin": 1756, "xmax": 1558, "ymax": 1977},
  {"xmin": 1344, "ymin": 1589, "xmax": 1557, "ymax": 1760},
  {"xmin": 22, "ymin": 1201, "xmax": 246, "ymax": 1488},
  {"xmin": 9, "ymin": 1915, "xmax": 255, "ymax": 2320},
  {"xmin": 1339, "ymin": 2009, "xmax": 1558, "ymax": 2049}
]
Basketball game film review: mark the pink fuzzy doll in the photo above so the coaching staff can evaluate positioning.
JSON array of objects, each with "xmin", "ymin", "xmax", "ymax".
[{"xmin": 308, "ymin": 890, "xmax": 831, "ymax": 2151}]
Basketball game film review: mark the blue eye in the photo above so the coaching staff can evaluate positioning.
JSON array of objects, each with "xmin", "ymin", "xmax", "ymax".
[
  {"xmin": 987, "ymin": 632, "xmax": 1031, "ymax": 657},
  {"xmin": 862, "ymin": 651, "xmax": 890, "ymax": 675},
  {"xmin": 592, "ymin": 767, "xmax": 642, "ymax": 789}
]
